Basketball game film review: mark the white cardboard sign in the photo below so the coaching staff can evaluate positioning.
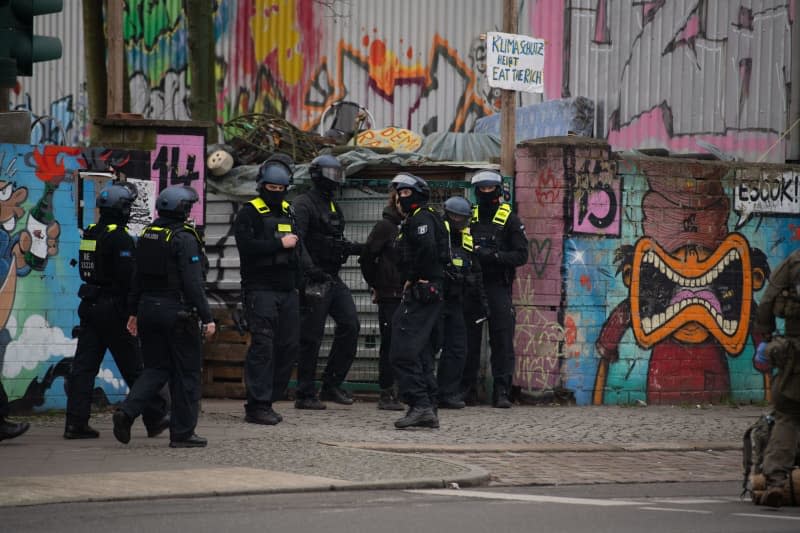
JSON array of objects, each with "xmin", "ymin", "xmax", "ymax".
[{"xmin": 486, "ymin": 31, "xmax": 545, "ymax": 93}]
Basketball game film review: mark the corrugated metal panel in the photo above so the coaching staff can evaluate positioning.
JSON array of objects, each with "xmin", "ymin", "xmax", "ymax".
[{"xmin": 13, "ymin": 1, "xmax": 86, "ymax": 145}]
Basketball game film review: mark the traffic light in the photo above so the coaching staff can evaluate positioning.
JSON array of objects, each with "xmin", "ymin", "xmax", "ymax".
[{"xmin": 0, "ymin": 0, "xmax": 63, "ymax": 87}]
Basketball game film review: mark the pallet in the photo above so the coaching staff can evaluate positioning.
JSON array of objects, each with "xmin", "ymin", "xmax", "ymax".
[{"xmin": 202, "ymin": 308, "xmax": 248, "ymax": 399}]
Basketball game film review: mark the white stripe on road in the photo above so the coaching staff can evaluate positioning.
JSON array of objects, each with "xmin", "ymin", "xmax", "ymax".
[
  {"xmin": 732, "ymin": 513, "xmax": 800, "ymax": 521},
  {"xmin": 639, "ymin": 506, "xmax": 712, "ymax": 514},
  {"xmin": 408, "ymin": 489, "xmax": 641, "ymax": 507}
]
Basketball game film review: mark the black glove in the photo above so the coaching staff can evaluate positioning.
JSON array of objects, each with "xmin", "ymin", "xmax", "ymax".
[
  {"xmin": 476, "ymin": 246, "xmax": 499, "ymax": 264},
  {"xmin": 306, "ymin": 268, "xmax": 332, "ymax": 283}
]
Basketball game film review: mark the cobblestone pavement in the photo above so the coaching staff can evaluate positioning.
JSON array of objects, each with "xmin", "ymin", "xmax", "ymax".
[{"xmin": 20, "ymin": 400, "xmax": 762, "ymax": 486}]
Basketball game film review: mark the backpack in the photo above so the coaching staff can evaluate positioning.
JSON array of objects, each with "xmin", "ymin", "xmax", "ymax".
[{"xmin": 742, "ymin": 412, "xmax": 775, "ymax": 497}]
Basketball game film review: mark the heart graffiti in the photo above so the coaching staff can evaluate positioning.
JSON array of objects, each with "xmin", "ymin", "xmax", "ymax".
[{"xmin": 529, "ymin": 238, "xmax": 551, "ymax": 277}]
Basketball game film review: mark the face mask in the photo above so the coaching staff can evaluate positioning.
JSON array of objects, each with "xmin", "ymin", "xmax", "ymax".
[
  {"xmin": 398, "ymin": 195, "xmax": 418, "ymax": 215},
  {"xmin": 313, "ymin": 177, "xmax": 339, "ymax": 196},
  {"xmin": 446, "ymin": 215, "xmax": 467, "ymax": 232},
  {"xmin": 476, "ymin": 189, "xmax": 499, "ymax": 207},
  {"xmin": 261, "ymin": 189, "xmax": 287, "ymax": 207}
]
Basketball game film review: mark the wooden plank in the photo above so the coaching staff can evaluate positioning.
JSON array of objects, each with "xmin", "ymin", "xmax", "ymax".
[
  {"xmin": 205, "ymin": 366, "xmax": 244, "ymax": 381},
  {"xmin": 203, "ymin": 343, "xmax": 248, "ymax": 361},
  {"xmin": 202, "ymin": 382, "xmax": 246, "ymax": 399}
]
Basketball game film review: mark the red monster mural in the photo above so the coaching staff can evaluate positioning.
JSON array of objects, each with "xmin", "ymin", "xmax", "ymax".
[{"xmin": 594, "ymin": 165, "xmax": 770, "ymax": 404}]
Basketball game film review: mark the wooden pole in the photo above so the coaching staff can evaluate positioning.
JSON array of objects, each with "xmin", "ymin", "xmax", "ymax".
[
  {"xmin": 82, "ymin": 0, "xmax": 106, "ymax": 141},
  {"xmin": 107, "ymin": 0, "xmax": 124, "ymax": 115},
  {"xmin": 186, "ymin": 0, "xmax": 218, "ymax": 141},
  {"xmin": 500, "ymin": 0, "xmax": 518, "ymax": 177}
]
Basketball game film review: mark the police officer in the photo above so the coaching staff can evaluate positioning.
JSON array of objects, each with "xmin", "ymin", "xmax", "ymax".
[
  {"xmin": 390, "ymin": 174, "xmax": 448, "ymax": 429},
  {"xmin": 292, "ymin": 154, "xmax": 362, "ymax": 409},
  {"xmin": 112, "ymin": 185, "xmax": 215, "ymax": 448},
  {"xmin": 234, "ymin": 159, "xmax": 302, "ymax": 425},
  {"xmin": 0, "ymin": 384, "xmax": 29, "ymax": 442},
  {"xmin": 462, "ymin": 170, "xmax": 528, "ymax": 408},
  {"xmin": 752, "ymin": 249, "xmax": 800, "ymax": 507},
  {"xmin": 359, "ymin": 185, "xmax": 404, "ymax": 411},
  {"xmin": 437, "ymin": 196, "xmax": 487, "ymax": 409},
  {"xmin": 65, "ymin": 181, "xmax": 169, "ymax": 439}
]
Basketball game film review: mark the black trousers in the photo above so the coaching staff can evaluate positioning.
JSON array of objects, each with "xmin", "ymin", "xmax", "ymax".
[
  {"xmin": 462, "ymin": 283, "xmax": 516, "ymax": 396},
  {"xmin": 377, "ymin": 298, "xmax": 400, "ymax": 390},
  {"xmin": 243, "ymin": 288, "xmax": 299, "ymax": 411},
  {"xmin": 0, "ymin": 381, "xmax": 8, "ymax": 418},
  {"xmin": 436, "ymin": 297, "xmax": 467, "ymax": 400},
  {"xmin": 296, "ymin": 275, "xmax": 360, "ymax": 398},
  {"xmin": 390, "ymin": 290, "xmax": 442, "ymax": 409},
  {"xmin": 121, "ymin": 296, "xmax": 202, "ymax": 441},
  {"xmin": 66, "ymin": 296, "xmax": 168, "ymax": 427}
]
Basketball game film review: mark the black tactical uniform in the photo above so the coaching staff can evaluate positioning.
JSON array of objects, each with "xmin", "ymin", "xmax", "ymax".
[
  {"xmin": 113, "ymin": 185, "xmax": 212, "ymax": 448},
  {"xmin": 437, "ymin": 196, "xmax": 486, "ymax": 409},
  {"xmin": 235, "ymin": 159, "xmax": 302, "ymax": 425},
  {"xmin": 359, "ymin": 195, "xmax": 404, "ymax": 410},
  {"xmin": 462, "ymin": 171, "xmax": 528, "ymax": 408},
  {"xmin": 65, "ymin": 182, "xmax": 168, "ymax": 439},
  {"xmin": 752, "ymin": 249, "xmax": 800, "ymax": 507},
  {"xmin": 292, "ymin": 155, "xmax": 362, "ymax": 408},
  {"xmin": 390, "ymin": 174, "xmax": 448, "ymax": 429}
]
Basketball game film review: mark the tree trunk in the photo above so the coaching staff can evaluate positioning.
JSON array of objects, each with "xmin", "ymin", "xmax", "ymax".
[
  {"xmin": 82, "ymin": 0, "xmax": 107, "ymax": 143},
  {"xmin": 185, "ymin": 0, "xmax": 217, "ymax": 142}
]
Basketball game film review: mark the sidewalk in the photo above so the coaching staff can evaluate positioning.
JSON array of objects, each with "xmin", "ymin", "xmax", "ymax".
[{"xmin": 0, "ymin": 400, "xmax": 764, "ymax": 507}]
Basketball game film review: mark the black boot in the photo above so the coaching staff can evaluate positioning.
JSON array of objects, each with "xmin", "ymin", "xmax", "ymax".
[
  {"xmin": 294, "ymin": 396, "xmax": 327, "ymax": 410},
  {"xmin": 319, "ymin": 385, "xmax": 354, "ymax": 405},
  {"xmin": 64, "ymin": 422, "xmax": 100, "ymax": 439},
  {"xmin": 0, "ymin": 418, "xmax": 30, "ymax": 441},
  {"xmin": 493, "ymin": 388, "xmax": 512, "ymax": 409},
  {"xmin": 169, "ymin": 433, "xmax": 207, "ymax": 448},
  {"xmin": 438, "ymin": 395, "xmax": 466, "ymax": 409},
  {"xmin": 378, "ymin": 388, "xmax": 404, "ymax": 411},
  {"xmin": 245, "ymin": 407, "xmax": 282, "ymax": 425},
  {"xmin": 394, "ymin": 406, "xmax": 439, "ymax": 429},
  {"xmin": 112, "ymin": 410, "xmax": 134, "ymax": 444}
]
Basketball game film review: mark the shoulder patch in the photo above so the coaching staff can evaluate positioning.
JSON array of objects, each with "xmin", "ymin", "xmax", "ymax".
[
  {"xmin": 191, "ymin": 255, "xmax": 200, "ymax": 263},
  {"xmin": 119, "ymin": 250, "xmax": 132, "ymax": 257},
  {"xmin": 417, "ymin": 224, "xmax": 428, "ymax": 235}
]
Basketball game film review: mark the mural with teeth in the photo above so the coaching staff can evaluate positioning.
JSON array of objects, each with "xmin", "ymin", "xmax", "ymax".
[{"xmin": 594, "ymin": 165, "xmax": 771, "ymax": 405}]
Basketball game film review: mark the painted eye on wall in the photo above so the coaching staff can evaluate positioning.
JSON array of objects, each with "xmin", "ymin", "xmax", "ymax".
[{"xmin": 0, "ymin": 183, "xmax": 13, "ymax": 201}]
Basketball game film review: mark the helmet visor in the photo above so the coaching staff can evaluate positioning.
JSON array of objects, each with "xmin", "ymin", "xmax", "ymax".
[
  {"xmin": 320, "ymin": 165, "xmax": 344, "ymax": 184},
  {"xmin": 391, "ymin": 174, "xmax": 417, "ymax": 190}
]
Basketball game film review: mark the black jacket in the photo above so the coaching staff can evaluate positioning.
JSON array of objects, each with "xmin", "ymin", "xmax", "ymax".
[
  {"xmin": 233, "ymin": 200, "xmax": 302, "ymax": 291},
  {"xmin": 292, "ymin": 187, "xmax": 362, "ymax": 275},
  {"xmin": 396, "ymin": 207, "xmax": 447, "ymax": 284},
  {"xmin": 471, "ymin": 204, "xmax": 529, "ymax": 286},
  {"xmin": 83, "ymin": 214, "xmax": 135, "ymax": 307},
  {"xmin": 360, "ymin": 205, "xmax": 403, "ymax": 300},
  {"xmin": 128, "ymin": 216, "xmax": 212, "ymax": 323}
]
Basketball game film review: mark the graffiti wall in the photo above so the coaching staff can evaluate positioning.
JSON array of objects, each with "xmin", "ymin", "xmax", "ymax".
[
  {"xmin": 514, "ymin": 137, "xmax": 799, "ymax": 405},
  {"xmin": 0, "ymin": 133, "xmax": 206, "ymax": 413}
]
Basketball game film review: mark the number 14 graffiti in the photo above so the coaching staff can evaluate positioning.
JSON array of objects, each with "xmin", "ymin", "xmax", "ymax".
[{"xmin": 149, "ymin": 134, "xmax": 206, "ymax": 225}]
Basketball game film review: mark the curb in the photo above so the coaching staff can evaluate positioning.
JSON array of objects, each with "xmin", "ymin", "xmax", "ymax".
[
  {"xmin": 0, "ymin": 458, "xmax": 490, "ymax": 508},
  {"xmin": 321, "ymin": 440, "xmax": 743, "ymax": 454}
]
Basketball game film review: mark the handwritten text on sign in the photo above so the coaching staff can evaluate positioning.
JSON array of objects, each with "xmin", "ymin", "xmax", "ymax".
[
  {"xmin": 486, "ymin": 31, "xmax": 545, "ymax": 93},
  {"xmin": 734, "ymin": 171, "xmax": 800, "ymax": 228}
]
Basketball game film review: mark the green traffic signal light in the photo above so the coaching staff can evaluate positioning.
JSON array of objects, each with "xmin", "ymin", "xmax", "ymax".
[{"xmin": 0, "ymin": 0, "xmax": 63, "ymax": 79}]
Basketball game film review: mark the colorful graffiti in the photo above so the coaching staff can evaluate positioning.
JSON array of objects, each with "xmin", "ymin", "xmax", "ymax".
[{"xmin": 567, "ymin": 0, "xmax": 794, "ymax": 161}]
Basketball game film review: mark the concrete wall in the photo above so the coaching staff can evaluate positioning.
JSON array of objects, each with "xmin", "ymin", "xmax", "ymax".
[{"xmin": 514, "ymin": 137, "xmax": 800, "ymax": 404}]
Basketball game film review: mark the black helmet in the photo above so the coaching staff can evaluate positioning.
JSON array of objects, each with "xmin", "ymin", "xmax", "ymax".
[
  {"xmin": 156, "ymin": 185, "xmax": 199, "ymax": 218},
  {"xmin": 470, "ymin": 170, "xmax": 502, "ymax": 189},
  {"xmin": 443, "ymin": 196, "xmax": 472, "ymax": 217},
  {"xmin": 97, "ymin": 181, "xmax": 137, "ymax": 210},
  {"xmin": 391, "ymin": 173, "xmax": 430, "ymax": 198},
  {"xmin": 309, "ymin": 154, "xmax": 344, "ymax": 184},
  {"xmin": 257, "ymin": 160, "xmax": 292, "ymax": 187}
]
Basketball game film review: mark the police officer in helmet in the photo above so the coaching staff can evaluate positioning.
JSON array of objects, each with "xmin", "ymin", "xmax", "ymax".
[
  {"xmin": 437, "ymin": 195, "xmax": 487, "ymax": 410},
  {"xmin": 390, "ymin": 174, "xmax": 448, "ymax": 429},
  {"xmin": 462, "ymin": 170, "xmax": 528, "ymax": 408},
  {"xmin": 292, "ymin": 154, "xmax": 363, "ymax": 409},
  {"xmin": 234, "ymin": 157, "xmax": 303, "ymax": 425},
  {"xmin": 65, "ymin": 181, "xmax": 169, "ymax": 439},
  {"xmin": 113, "ymin": 185, "xmax": 214, "ymax": 448}
]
